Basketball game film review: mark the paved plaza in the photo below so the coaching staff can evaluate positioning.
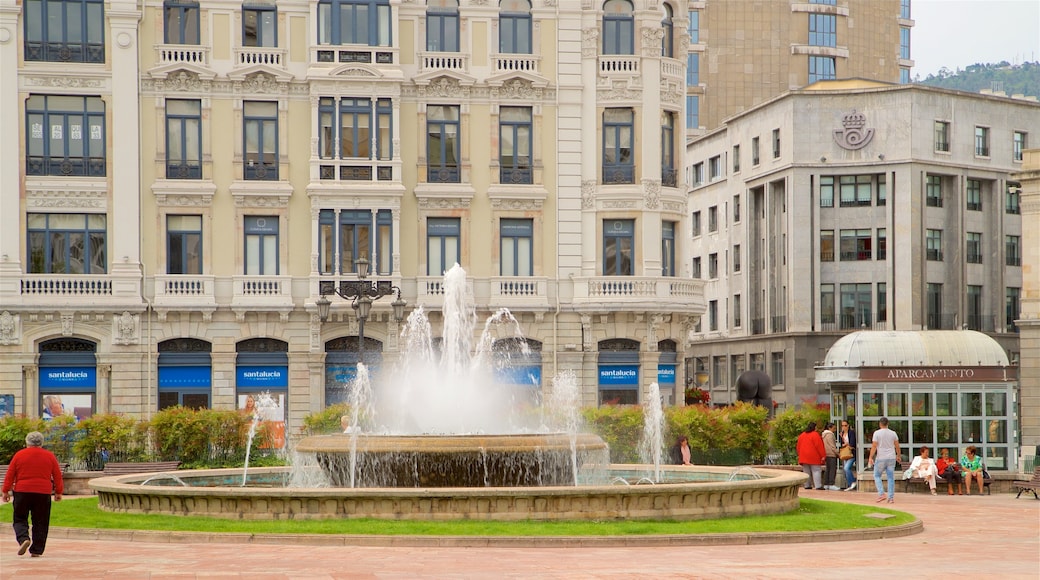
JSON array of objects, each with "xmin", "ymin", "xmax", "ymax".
[{"xmin": 2, "ymin": 489, "xmax": 1038, "ymax": 579}]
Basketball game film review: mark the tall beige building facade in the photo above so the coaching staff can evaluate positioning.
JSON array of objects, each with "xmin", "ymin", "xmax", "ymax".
[
  {"xmin": 0, "ymin": 0, "xmax": 704, "ymax": 433},
  {"xmin": 687, "ymin": 0, "xmax": 912, "ymax": 134}
]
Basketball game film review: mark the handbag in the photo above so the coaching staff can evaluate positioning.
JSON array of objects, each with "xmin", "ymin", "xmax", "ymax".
[{"xmin": 839, "ymin": 445, "xmax": 853, "ymax": 461}]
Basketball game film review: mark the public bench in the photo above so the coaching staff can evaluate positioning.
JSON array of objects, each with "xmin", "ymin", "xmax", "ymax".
[
  {"xmin": 1013, "ymin": 466, "xmax": 1040, "ymax": 499},
  {"xmin": 101, "ymin": 461, "xmax": 181, "ymax": 476},
  {"xmin": 904, "ymin": 471, "xmax": 991, "ymax": 495},
  {"xmin": 0, "ymin": 463, "xmax": 70, "ymax": 486}
]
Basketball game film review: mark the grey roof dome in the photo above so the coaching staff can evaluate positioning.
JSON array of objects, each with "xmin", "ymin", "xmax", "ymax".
[{"xmin": 821, "ymin": 330, "xmax": 1010, "ymax": 368}]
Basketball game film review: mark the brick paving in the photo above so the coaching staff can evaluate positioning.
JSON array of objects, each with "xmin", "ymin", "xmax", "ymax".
[{"xmin": 1, "ymin": 489, "xmax": 1037, "ymax": 579}]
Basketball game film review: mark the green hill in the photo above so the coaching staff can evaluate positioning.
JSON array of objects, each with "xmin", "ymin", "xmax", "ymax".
[{"xmin": 916, "ymin": 61, "xmax": 1040, "ymax": 98}]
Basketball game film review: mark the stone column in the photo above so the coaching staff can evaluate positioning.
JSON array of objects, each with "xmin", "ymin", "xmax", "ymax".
[
  {"xmin": 106, "ymin": 2, "xmax": 144, "ymax": 300},
  {"xmin": 0, "ymin": 2, "xmax": 22, "ymax": 302},
  {"xmin": 1013, "ymin": 149, "xmax": 1040, "ymax": 466}
]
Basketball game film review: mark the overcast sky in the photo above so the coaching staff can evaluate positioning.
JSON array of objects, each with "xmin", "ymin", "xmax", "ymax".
[{"xmin": 911, "ymin": 0, "xmax": 1040, "ymax": 78}]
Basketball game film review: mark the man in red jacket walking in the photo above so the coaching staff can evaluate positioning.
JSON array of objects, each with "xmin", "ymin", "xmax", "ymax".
[{"xmin": 2, "ymin": 431, "xmax": 63, "ymax": 557}]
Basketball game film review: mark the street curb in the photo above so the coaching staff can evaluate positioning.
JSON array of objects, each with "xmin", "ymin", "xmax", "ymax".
[{"xmin": 48, "ymin": 519, "xmax": 923, "ymax": 548}]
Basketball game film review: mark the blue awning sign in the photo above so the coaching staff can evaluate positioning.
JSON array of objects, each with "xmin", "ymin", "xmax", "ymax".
[
  {"xmin": 599, "ymin": 365, "xmax": 639, "ymax": 386},
  {"xmin": 159, "ymin": 366, "xmax": 211, "ymax": 388},
  {"xmin": 40, "ymin": 367, "xmax": 96, "ymax": 388},
  {"xmin": 658, "ymin": 364, "xmax": 676, "ymax": 384},
  {"xmin": 237, "ymin": 365, "xmax": 288, "ymax": 388}
]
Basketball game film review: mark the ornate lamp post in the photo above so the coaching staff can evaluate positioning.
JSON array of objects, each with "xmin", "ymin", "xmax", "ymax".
[{"xmin": 315, "ymin": 257, "xmax": 406, "ymax": 365}]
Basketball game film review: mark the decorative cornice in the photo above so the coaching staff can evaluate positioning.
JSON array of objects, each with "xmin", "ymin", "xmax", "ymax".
[
  {"xmin": 25, "ymin": 183, "xmax": 108, "ymax": 210},
  {"xmin": 417, "ymin": 197, "xmax": 472, "ymax": 210}
]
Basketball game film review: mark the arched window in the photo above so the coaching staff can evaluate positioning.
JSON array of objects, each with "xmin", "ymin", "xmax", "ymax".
[
  {"xmin": 661, "ymin": 3, "xmax": 674, "ymax": 57},
  {"xmin": 427, "ymin": 0, "xmax": 459, "ymax": 52},
  {"xmin": 602, "ymin": 0, "xmax": 634, "ymax": 55},
  {"xmin": 500, "ymin": 0, "xmax": 532, "ymax": 54}
]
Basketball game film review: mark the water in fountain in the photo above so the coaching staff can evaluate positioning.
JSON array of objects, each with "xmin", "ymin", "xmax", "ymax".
[
  {"xmin": 297, "ymin": 263, "xmax": 611, "ymax": 487},
  {"xmin": 544, "ymin": 370, "xmax": 583, "ymax": 485},
  {"xmin": 242, "ymin": 391, "xmax": 279, "ymax": 486},
  {"xmin": 369, "ymin": 265, "xmax": 536, "ymax": 435},
  {"xmin": 638, "ymin": 382, "xmax": 665, "ymax": 483}
]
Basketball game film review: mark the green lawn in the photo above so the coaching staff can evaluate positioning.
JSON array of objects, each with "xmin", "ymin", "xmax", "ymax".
[{"xmin": 1, "ymin": 497, "xmax": 913, "ymax": 536}]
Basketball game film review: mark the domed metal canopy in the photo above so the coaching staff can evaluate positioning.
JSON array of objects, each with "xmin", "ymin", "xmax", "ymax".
[{"xmin": 819, "ymin": 330, "xmax": 1010, "ymax": 368}]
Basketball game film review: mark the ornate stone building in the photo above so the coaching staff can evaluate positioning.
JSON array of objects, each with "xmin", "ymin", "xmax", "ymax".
[{"xmin": 0, "ymin": 0, "xmax": 703, "ymax": 434}]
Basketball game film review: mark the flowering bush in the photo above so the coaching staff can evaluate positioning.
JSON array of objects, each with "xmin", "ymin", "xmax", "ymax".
[{"xmin": 684, "ymin": 386, "xmax": 710, "ymax": 405}]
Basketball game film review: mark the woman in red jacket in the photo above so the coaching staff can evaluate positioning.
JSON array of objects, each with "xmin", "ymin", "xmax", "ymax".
[
  {"xmin": 796, "ymin": 421, "xmax": 827, "ymax": 490},
  {"xmin": 1, "ymin": 431, "xmax": 63, "ymax": 557}
]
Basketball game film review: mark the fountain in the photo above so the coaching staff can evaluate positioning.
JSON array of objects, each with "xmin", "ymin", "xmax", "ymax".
[{"xmin": 90, "ymin": 264, "xmax": 806, "ymax": 520}]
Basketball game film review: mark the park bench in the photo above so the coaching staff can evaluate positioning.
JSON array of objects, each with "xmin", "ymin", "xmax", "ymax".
[
  {"xmin": 101, "ymin": 461, "xmax": 181, "ymax": 476},
  {"xmin": 0, "ymin": 463, "xmax": 69, "ymax": 488},
  {"xmin": 904, "ymin": 470, "xmax": 991, "ymax": 495},
  {"xmin": 1012, "ymin": 466, "xmax": 1040, "ymax": 499}
]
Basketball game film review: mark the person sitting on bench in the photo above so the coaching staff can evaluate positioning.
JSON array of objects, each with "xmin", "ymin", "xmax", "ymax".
[
  {"xmin": 908, "ymin": 446, "xmax": 939, "ymax": 495},
  {"xmin": 936, "ymin": 448, "xmax": 963, "ymax": 495},
  {"xmin": 961, "ymin": 445, "xmax": 985, "ymax": 495}
]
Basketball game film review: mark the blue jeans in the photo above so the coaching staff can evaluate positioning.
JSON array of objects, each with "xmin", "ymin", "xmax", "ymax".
[
  {"xmin": 873, "ymin": 457, "xmax": 896, "ymax": 499},
  {"xmin": 843, "ymin": 458, "xmax": 857, "ymax": 486}
]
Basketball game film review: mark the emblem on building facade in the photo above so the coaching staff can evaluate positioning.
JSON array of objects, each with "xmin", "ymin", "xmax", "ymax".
[{"xmin": 833, "ymin": 109, "xmax": 874, "ymax": 150}]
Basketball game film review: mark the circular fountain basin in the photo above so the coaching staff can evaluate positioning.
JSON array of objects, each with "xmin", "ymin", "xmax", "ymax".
[
  {"xmin": 89, "ymin": 465, "xmax": 807, "ymax": 521},
  {"xmin": 295, "ymin": 433, "xmax": 609, "ymax": 487}
]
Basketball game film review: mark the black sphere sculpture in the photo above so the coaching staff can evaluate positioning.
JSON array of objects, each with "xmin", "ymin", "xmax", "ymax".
[{"xmin": 736, "ymin": 370, "xmax": 773, "ymax": 410}]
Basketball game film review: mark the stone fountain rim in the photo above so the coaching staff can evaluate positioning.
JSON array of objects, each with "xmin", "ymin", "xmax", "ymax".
[
  {"xmin": 295, "ymin": 432, "xmax": 609, "ymax": 454},
  {"xmin": 89, "ymin": 465, "xmax": 806, "ymax": 497}
]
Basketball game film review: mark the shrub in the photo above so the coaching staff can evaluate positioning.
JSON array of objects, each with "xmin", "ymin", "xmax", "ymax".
[
  {"xmin": 581, "ymin": 405, "xmax": 644, "ymax": 463},
  {"xmin": 301, "ymin": 404, "xmax": 351, "ymax": 435},
  {"xmin": 769, "ymin": 403, "xmax": 830, "ymax": 464},
  {"xmin": 72, "ymin": 413, "xmax": 149, "ymax": 468},
  {"xmin": 0, "ymin": 415, "xmax": 46, "ymax": 464}
]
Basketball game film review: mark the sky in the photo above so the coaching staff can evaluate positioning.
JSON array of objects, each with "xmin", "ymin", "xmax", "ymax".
[{"xmin": 911, "ymin": 0, "xmax": 1040, "ymax": 78}]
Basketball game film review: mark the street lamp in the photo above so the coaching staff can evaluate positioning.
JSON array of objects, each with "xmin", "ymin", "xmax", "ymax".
[{"xmin": 315, "ymin": 257, "xmax": 407, "ymax": 365}]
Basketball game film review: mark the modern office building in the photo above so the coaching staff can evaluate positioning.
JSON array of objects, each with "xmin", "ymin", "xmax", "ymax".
[
  {"xmin": 685, "ymin": 0, "xmax": 914, "ymax": 135},
  {"xmin": 0, "ymin": 0, "xmax": 703, "ymax": 433},
  {"xmin": 685, "ymin": 79, "xmax": 1039, "ymax": 467}
]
